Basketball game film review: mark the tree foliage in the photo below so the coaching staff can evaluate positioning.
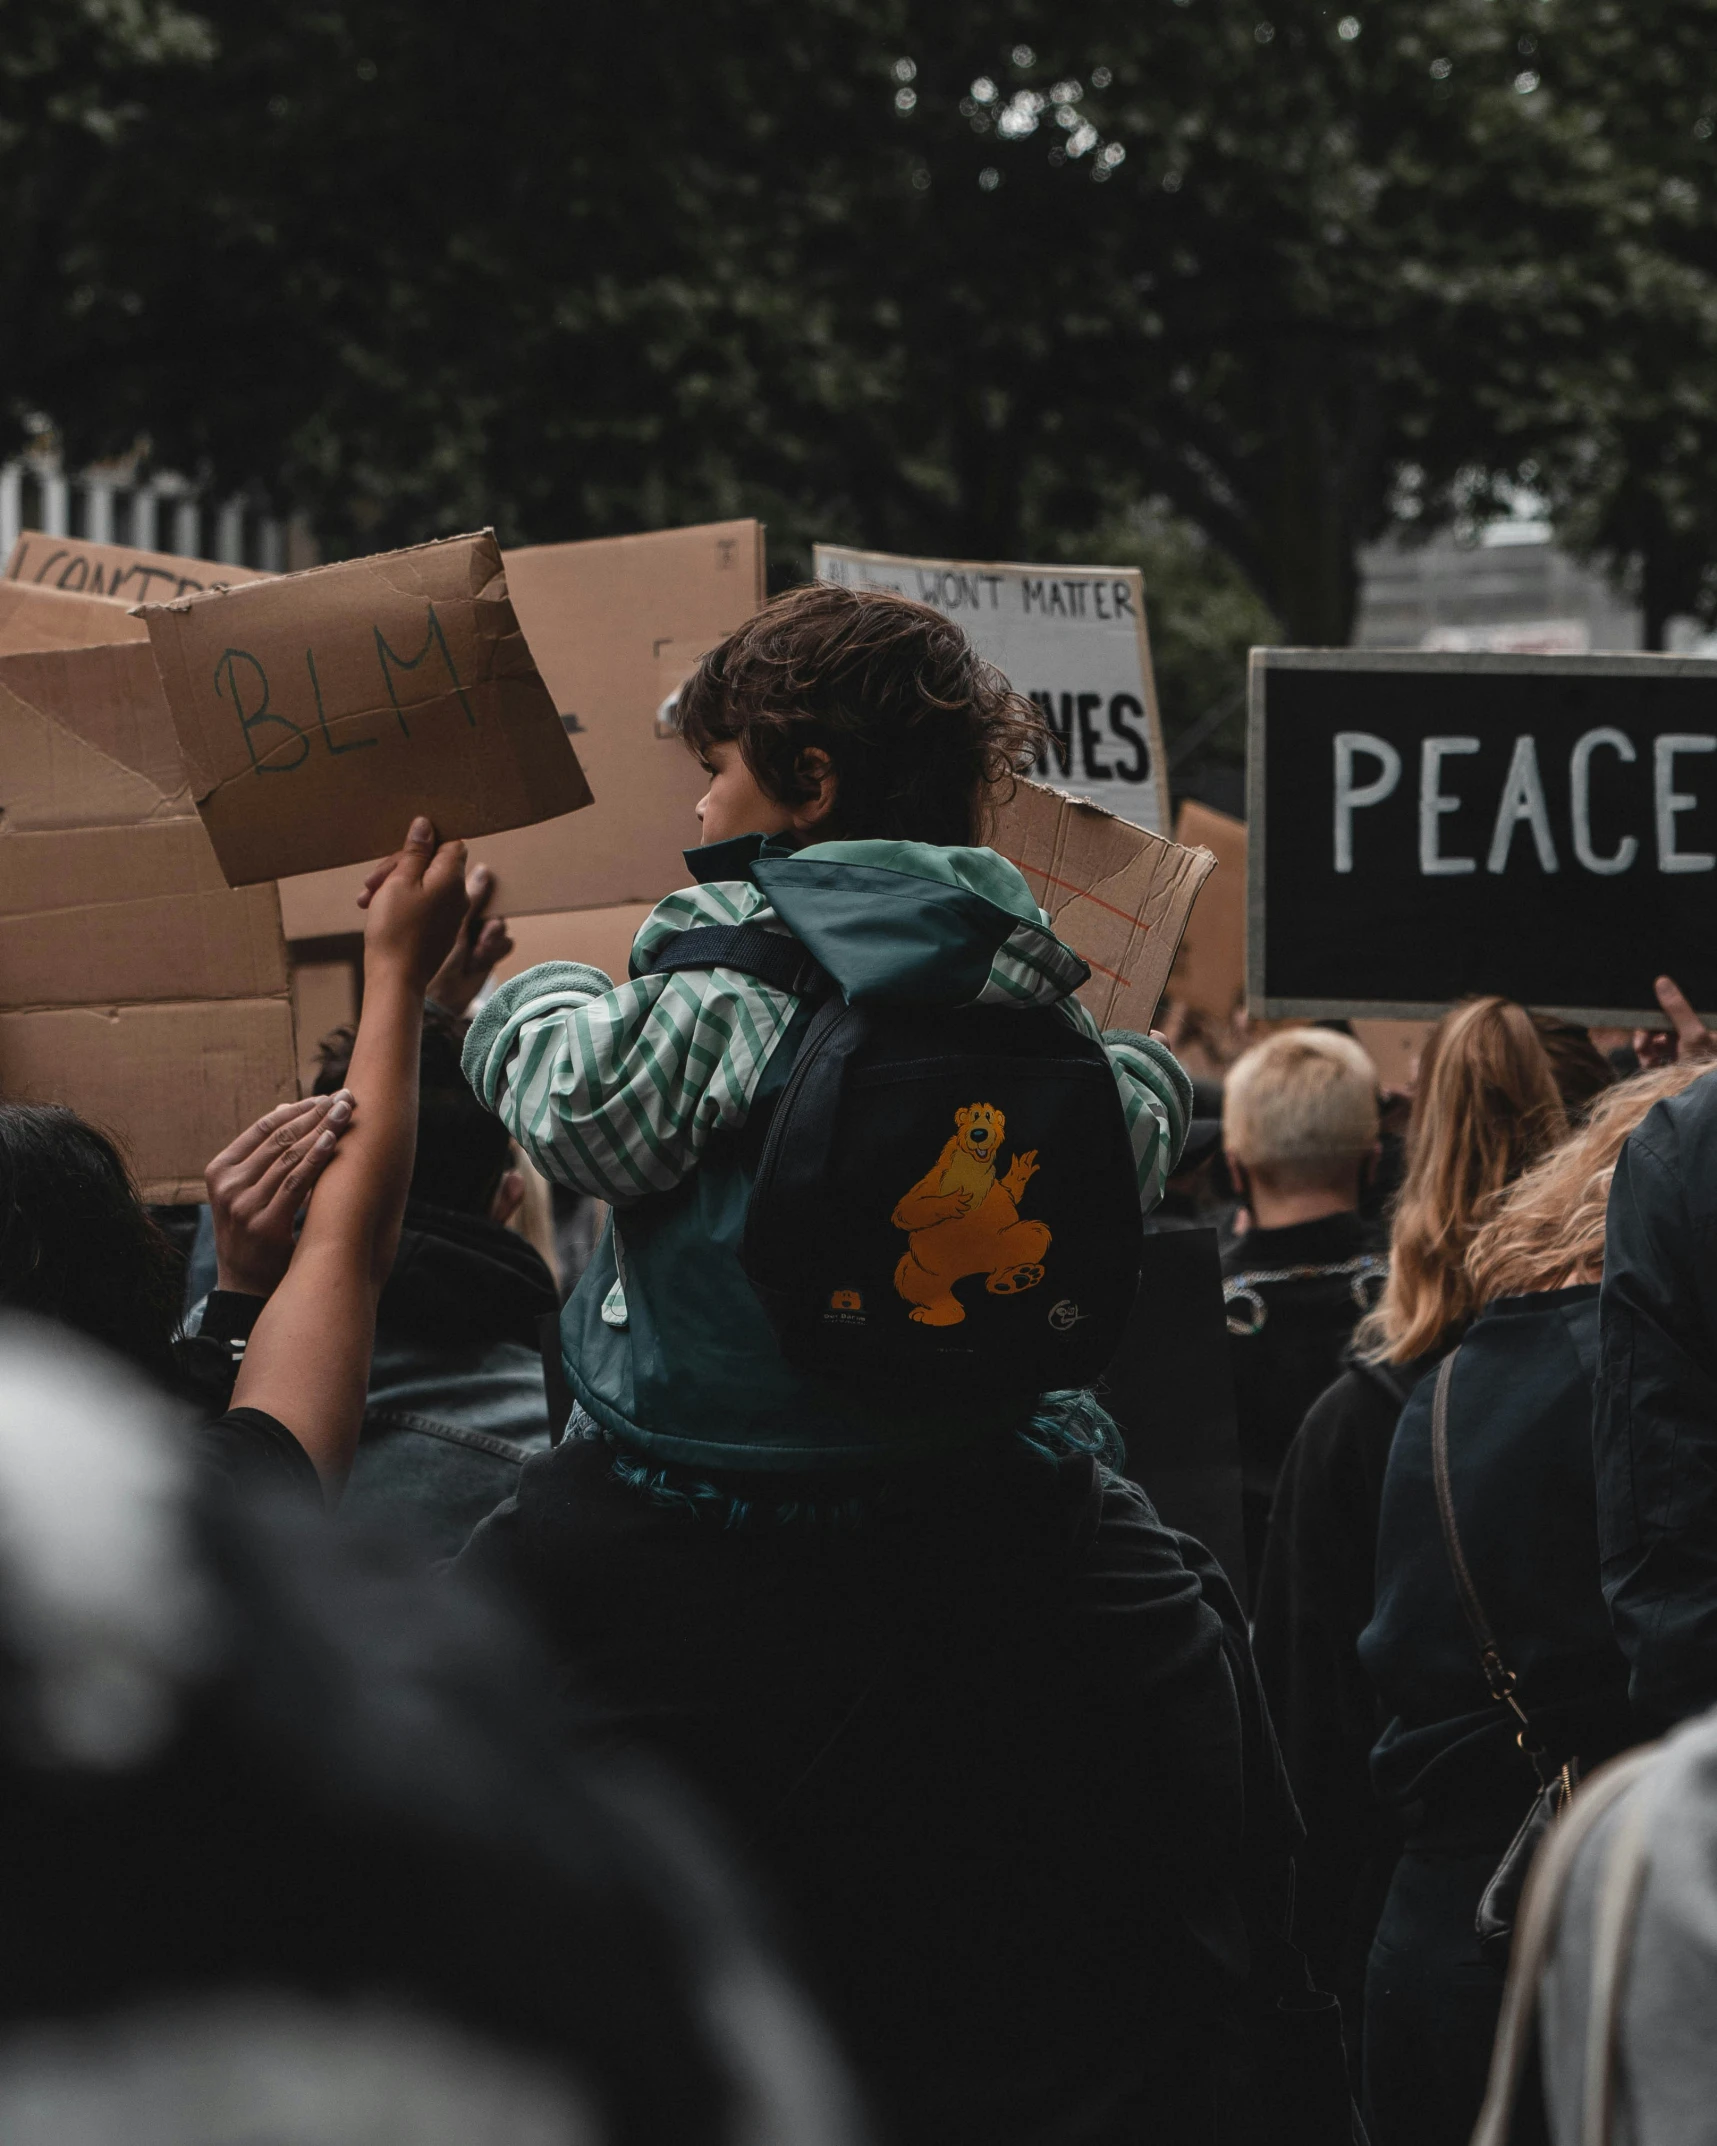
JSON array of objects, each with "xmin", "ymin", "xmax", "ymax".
[{"xmin": 5, "ymin": 0, "xmax": 1717, "ymax": 648}]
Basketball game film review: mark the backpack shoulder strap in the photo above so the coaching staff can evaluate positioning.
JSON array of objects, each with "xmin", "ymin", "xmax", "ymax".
[{"xmin": 634, "ymin": 923, "xmax": 832, "ymax": 1001}]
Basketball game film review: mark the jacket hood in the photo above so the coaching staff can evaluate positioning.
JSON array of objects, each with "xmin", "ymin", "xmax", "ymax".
[{"xmin": 684, "ymin": 833, "xmax": 1090, "ymax": 1009}]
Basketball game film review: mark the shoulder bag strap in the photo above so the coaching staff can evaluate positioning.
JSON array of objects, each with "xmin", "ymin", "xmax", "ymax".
[
  {"xmin": 1470, "ymin": 1744, "xmax": 1662, "ymax": 2146},
  {"xmin": 1430, "ymin": 1350, "xmax": 1544, "ymax": 1764}
]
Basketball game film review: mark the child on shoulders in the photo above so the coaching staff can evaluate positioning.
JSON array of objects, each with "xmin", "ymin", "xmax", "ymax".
[{"xmin": 463, "ymin": 582, "xmax": 1190, "ymax": 1470}]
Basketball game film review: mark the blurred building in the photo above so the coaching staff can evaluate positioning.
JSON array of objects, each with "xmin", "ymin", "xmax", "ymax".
[{"xmin": 1353, "ymin": 515, "xmax": 1642, "ymax": 654}]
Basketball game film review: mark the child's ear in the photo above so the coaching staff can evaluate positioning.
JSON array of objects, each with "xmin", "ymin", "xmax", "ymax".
[{"xmin": 790, "ymin": 747, "xmax": 839, "ymax": 833}]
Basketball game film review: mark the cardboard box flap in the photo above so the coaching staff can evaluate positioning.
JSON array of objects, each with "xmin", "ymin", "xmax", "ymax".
[
  {"xmin": 0, "ymin": 999, "xmax": 297, "ymax": 1204},
  {"xmin": 0, "ymin": 578, "xmax": 149, "ymax": 657},
  {"xmin": 0, "ymin": 641, "xmax": 194, "ymax": 831},
  {"xmin": 0, "ymin": 825, "xmax": 287, "ymax": 1008},
  {"xmin": 142, "ymin": 529, "xmax": 592, "ymax": 884},
  {"xmin": 991, "ymin": 778, "xmax": 1215, "ymax": 1033},
  {"xmin": 5, "ymin": 529, "xmax": 271, "ymax": 603},
  {"xmin": 0, "ymin": 637, "xmax": 296, "ymax": 1188}
]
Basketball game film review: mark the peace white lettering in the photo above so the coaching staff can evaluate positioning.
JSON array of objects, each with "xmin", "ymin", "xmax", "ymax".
[
  {"xmin": 1655, "ymin": 736, "xmax": 1717, "ymax": 874},
  {"xmin": 1330, "ymin": 726, "xmax": 1717, "ymax": 876},
  {"xmin": 1332, "ymin": 731, "xmax": 1401, "ymax": 872}
]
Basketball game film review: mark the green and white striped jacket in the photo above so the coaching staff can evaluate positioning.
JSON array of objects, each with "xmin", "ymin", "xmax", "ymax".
[{"xmin": 464, "ymin": 862, "xmax": 1189, "ymax": 1215}]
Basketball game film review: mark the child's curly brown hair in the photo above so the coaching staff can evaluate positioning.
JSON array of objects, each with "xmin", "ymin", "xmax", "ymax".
[{"xmin": 675, "ymin": 581, "xmax": 1046, "ymax": 847}]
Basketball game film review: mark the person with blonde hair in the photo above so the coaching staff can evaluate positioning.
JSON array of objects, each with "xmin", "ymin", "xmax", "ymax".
[
  {"xmin": 1357, "ymin": 1060, "xmax": 1711, "ymax": 2146},
  {"xmin": 1354, "ymin": 996, "xmax": 1567, "ymax": 1366},
  {"xmin": 1249, "ymin": 997, "xmax": 1566, "ymax": 2086},
  {"xmin": 1221, "ymin": 1026, "xmax": 1385, "ymax": 1588}
]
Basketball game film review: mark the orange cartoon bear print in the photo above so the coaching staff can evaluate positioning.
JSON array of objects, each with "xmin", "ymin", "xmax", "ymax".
[{"xmin": 891, "ymin": 1101, "xmax": 1051, "ymax": 1326}]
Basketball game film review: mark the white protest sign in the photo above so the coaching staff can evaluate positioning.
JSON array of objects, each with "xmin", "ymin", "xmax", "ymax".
[{"xmin": 813, "ymin": 542, "xmax": 1169, "ymax": 833}]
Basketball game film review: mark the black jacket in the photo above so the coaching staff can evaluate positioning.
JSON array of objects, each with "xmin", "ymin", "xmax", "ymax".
[
  {"xmin": 1251, "ymin": 1350, "xmax": 1428, "ymax": 2046},
  {"xmin": 340, "ymin": 1203, "xmax": 559, "ymax": 1557},
  {"xmin": 1221, "ymin": 1212, "xmax": 1387, "ymax": 1587},
  {"xmin": 1595, "ymin": 1070, "xmax": 1717, "ymax": 1728},
  {"xmin": 1363, "ymin": 1287, "xmax": 1634, "ymax": 1827},
  {"xmin": 457, "ymin": 1431, "xmax": 1347, "ymax": 2146}
]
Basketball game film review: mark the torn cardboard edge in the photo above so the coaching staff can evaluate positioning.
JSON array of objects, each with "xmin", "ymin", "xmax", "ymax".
[
  {"xmin": 990, "ymin": 778, "xmax": 1215, "ymax": 1034},
  {"xmin": 129, "ymin": 523, "xmax": 503, "ymax": 622}
]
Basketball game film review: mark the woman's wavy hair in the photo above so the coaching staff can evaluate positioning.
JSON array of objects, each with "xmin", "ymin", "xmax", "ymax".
[
  {"xmin": 1355, "ymin": 997, "xmax": 1567, "ymax": 1366},
  {"xmin": 1467, "ymin": 1061, "xmax": 1714, "ymax": 1304},
  {"xmin": 0, "ymin": 1103, "xmax": 182, "ymax": 1383},
  {"xmin": 675, "ymin": 580, "xmax": 1046, "ymax": 846}
]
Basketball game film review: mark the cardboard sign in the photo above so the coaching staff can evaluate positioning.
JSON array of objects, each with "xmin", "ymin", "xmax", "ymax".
[
  {"xmin": 1249, "ymin": 648, "xmax": 1717, "ymax": 1024},
  {"xmin": 1167, "ymin": 800, "xmax": 1246, "ymax": 1025},
  {"xmin": 141, "ymin": 529, "xmax": 591, "ymax": 887},
  {"xmin": 0, "ymin": 579, "xmax": 148, "ymax": 657},
  {"xmin": 5, "ymin": 529, "xmax": 271, "ymax": 603},
  {"xmin": 992, "ymin": 778, "xmax": 1214, "ymax": 1034},
  {"xmin": 0, "ymin": 640, "xmax": 296, "ymax": 1200},
  {"xmin": 277, "ymin": 519, "xmax": 764, "ymax": 938},
  {"xmin": 1350, "ymin": 1019, "xmax": 1433, "ymax": 1091},
  {"xmin": 490, "ymin": 904, "xmax": 656, "ymax": 990},
  {"xmin": 813, "ymin": 542, "xmax": 1170, "ymax": 833}
]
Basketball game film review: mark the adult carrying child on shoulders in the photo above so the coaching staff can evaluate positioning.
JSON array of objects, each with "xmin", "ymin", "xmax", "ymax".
[{"xmin": 457, "ymin": 584, "xmax": 1337, "ymax": 2146}]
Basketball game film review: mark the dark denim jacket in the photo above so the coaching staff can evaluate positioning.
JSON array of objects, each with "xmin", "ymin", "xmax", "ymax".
[
  {"xmin": 337, "ymin": 1203, "xmax": 559, "ymax": 1558},
  {"xmin": 190, "ymin": 1203, "xmax": 559, "ymax": 1560}
]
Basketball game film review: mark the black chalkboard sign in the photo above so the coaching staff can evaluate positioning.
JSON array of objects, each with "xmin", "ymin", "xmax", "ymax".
[{"xmin": 1248, "ymin": 648, "xmax": 1717, "ymax": 1023}]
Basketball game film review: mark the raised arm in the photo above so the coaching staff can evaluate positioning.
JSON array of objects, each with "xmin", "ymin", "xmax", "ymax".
[{"xmin": 229, "ymin": 816, "xmax": 467, "ymax": 1489}]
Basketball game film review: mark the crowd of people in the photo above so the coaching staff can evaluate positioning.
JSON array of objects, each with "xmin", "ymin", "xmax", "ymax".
[{"xmin": 1, "ymin": 577, "xmax": 1714, "ymax": 2143}]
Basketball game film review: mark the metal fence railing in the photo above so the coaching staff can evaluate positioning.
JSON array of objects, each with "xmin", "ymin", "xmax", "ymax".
[{"xmin": 0, "ymin": 455, "xmax": 289, "ymax": 575}]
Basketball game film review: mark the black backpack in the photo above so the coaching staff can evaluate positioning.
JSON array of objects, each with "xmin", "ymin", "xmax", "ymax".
[{"xmin": 639, "ymin": 923, "xmax": 1145, "ymax": 1405}]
